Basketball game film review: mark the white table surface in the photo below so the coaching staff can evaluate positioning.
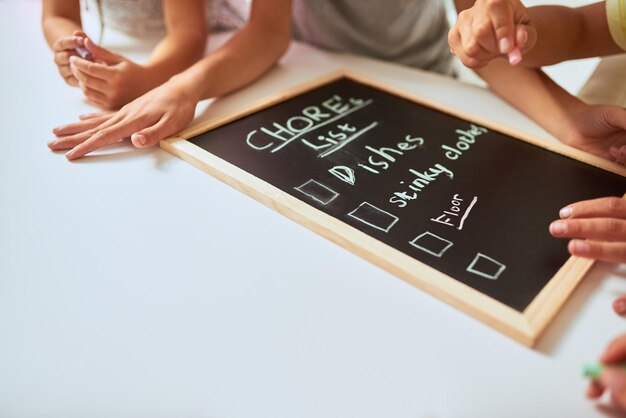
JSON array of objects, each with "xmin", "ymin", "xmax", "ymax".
[{"xmin": 2, "ymin": 1, "xmax": 626, "ymax": 417}]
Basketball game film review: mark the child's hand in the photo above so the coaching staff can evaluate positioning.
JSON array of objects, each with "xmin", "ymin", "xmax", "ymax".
[
  {"xmin": 69, "ymin": 38, "xmax": 149, "ymax": 109},
  {"xmin": 564, "ymin": 104, "xmax": 626, "ymax": 163},
  {"xmin": 550, "ymin": 197, "xmax": 626, "ymax": 263},
  {"xmin": 51, "ymin": 30, "xmax": 88, "ymax": 87},
  {"xmin": 449, "ymin": 0, "xmax": 537, "ymax": 68},
  {"xmin": 587, "ymin": 334, "xmax": 626, "ymax": 410},
  {"xmin": 48, "ymin": 76, "xmax": 199, "ymax": 159}
]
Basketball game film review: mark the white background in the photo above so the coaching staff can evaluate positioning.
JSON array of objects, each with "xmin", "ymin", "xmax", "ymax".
[{"xmin": 1, "ymin": 1, "xmax": 626, "ymax": 417}]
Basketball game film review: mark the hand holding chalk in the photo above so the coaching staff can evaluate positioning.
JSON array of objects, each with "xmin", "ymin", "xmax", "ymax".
[
  {"xmin": 585, "ymin": 334, "xmax": 626, "ymax": 411},
  {"xmin": 75, "ymin": 46, "xmax": 93, "ymax": 61},
  {"xmin": 448, "ymin": 0, "xmax": 536, "ymax": 69},
  {"xmin": 507, "ymin": 47, "xmax": 522, "ymax": 66}
]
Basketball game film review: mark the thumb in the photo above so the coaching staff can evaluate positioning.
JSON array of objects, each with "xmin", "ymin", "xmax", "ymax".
[
  {"xmin": 72, "ymin": 29, "xmax": 87, "ymax": 39},
  {"xmin": 84, "ymin": 37, "xmax": 123, "ymax": 65},
  {"xmin": 604, "ymin": 106, "xmax": 626, "ymax": 132},
  {"xmin": 130, "ymin": 118, "xmax": 174, "ymax": 148},
  {"xmin": 599, "ymin": 368, "xmax": 626, "ymax": 410},
  {"xmin": 516, "ymin": 24, "xmax": 537, "ymax": 54}
]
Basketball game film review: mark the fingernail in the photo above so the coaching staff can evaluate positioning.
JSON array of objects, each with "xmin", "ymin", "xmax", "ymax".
[
  {"xmin": 508, "ymin": 48, "xmax": 522, "ymax": 65},
  {"xmin": 499, "ymin": 38, "xmax": 511, "ymax": 54},
  {"xmin": 614, "ymin": 299, "xmax": 626, "ymax": 315},
  {"xmin": 133, "ymin": 134, "xmax": 147, "ymax": 145},
  {"xmin": 559, "ymin": 206, "xmax": 573, "ymax": 218},
  {"xmin": 76, "ymin": 36, "xmax": 84, "ymax": 46},
  {"xmin": 47, "ymin": 139, "xmax": 57, "ymax": 148},
  {"xmin": 65, "ymin": 150, "xmax": 76, "ymax": 160},
  {"xmin": 550, "ymin": 220, "xmax": 567, "ymax": 235},
  {"xmin": 519, "ymin": 30, "xmax": 528, "ymax": 46},
  {"xmin": 69, "ymin": 56, "xmax": 77, "ymax": 63},
  {"xmin": 570, "ymin": 240, "xmax": 589, "ymax": 254}
]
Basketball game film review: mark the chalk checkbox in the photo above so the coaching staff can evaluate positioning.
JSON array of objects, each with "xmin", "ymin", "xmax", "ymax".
[
  {"xmin": 467, "ymin": 253, "xmax": 506, "ymax": 280},
  {"xmin": 294, "ymin": 179, "xmax": 339, "ymax": 205},
  {"xmin": 409, "ymin": 232, "xmax": 453, "ymax": 257},
  {"xmin": 348, "ymin": 202, "xmax": 399, "ymax": 233}
]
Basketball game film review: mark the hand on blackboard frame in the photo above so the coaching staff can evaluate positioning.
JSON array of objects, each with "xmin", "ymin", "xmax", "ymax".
[
  {"xmin": 48, "ymin": 77, "xmax": 199, "ymax": 160},
  {"xmin": 563, "ymin": 104, "xmax": 626, "ymax": 163},
  {"xmin": 587, "ymin": 334, "xmax": 626, "ymax": 411},
  {"xmin": 549, "ymin": 196, "xmax": 626, "ymax": 264}
]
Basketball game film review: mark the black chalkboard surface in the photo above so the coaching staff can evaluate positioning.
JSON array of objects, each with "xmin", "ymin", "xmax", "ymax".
[{"xmin": 162, "ymin": 72, "xmax": 626, "ymax": 346}]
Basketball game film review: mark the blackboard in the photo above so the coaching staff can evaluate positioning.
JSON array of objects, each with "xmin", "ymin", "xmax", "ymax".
[{"xmin": 162, "ymin": 72, "xmax": 626, "ymax": 346}]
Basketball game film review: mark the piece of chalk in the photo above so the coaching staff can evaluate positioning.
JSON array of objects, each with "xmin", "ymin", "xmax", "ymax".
[
  {"xmin": 583, "ymin": 363, "xmax": 626, "ymax": 379},
  {"xmin": 507, "ymin": 47, "xmax": 522, "ymax": 65},
  {"xmin": 75, "ymin": 46, "xmax": 93, "ymax": 61}
]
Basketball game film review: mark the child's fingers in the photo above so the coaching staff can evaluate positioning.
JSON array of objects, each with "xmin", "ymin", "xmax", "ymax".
[
  {"xmin": 560, "ymin": 197, "xmax": 626, "ymax": 220},
  {"xmin": 58, "ymin": 64, "xmax": 79, "ymax": 87},
  {"xmin": 65, "ymin": 120, "xmax": 140, "ymax": 160},
  {"xmin": 516, "ymin": 24, "xmax": 537, "ymax": 54},
  {"xmin": 550, "ymin": 218, "xmax": 626, "ymax": 241},
  {"xmin": 130, "ymin": 116, "xmax": 174, "ymax": 148},
  {"xmin": 484, "ymin": 0, "xmax": 516, "ymax": 54},
  {"xmin": 54, "ymin": 50, "xmax": 78, "ymax": 66},
  {"xmin": 73, "ymin": 67, "xmax": 109, "ymax": 94},
  {"xmin": 49, "ymin": 113, "xmax": 123, "ymax": 151},
  {"xmin": 53, "ymin": 114, "xmax": 112, "ymax": 137},
  {"xmin": 84, "ymin": 37, "xmax": 123, "ymax": 65},
  {"xmin": 567, "ymin": 239, "xmax": 626, "ymax": 263},
  {"xmin": 53, "ymin": 36, "xmax": 84, "ymax": 52},
  {"xmin": 471, "ymin": 13, "xmax": 498, "ymax": 53},
  {"xmin": 601, "ymin": 335, "xmax": 626, "ymax": 363},
  {"xmin": 72, "ymin": 29, "xmax": 87, "ymax": 39},
  {"xmin": 587, "ymin": 380, "xmax": 605, "ymax": 399},
  {"xmin": 79, "ymin": 112, "xmax": 113, "ymax": 121},
  {"xmin": 69, "ymin": 56, "xmax": 114, "ymax": 80},
  {"xmin": 448, "ymin": 28, "xmax": 483, "ymax": 68},
  {"xmin": 80, "ymin": 86, "xmax": 110, "ymax": 107},
  {"xmin": 600, "ymin": 368, "xmax": 626, "ymax": 410},
  {"xmin": 613, "ymin": 296, "xmax": 626, "ymax": 316},
  {"xmin": 459, "ymin": 19, "xmax": 493, "ymax": 65}
]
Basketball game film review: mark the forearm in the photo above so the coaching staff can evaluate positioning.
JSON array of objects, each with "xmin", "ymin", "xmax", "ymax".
[
  {"xmin": 142, "ymin": 28, "xmax": 207, "ymax": 89},
  {"xmin": 41, "ymin": 0, "xmax": 82, "ymax": 49},
  {"xmin": 42, "ymin": 16, "xmax": 82, "ymax": 49},
  {"xmin": 475, "ymin": 60, "xmax": 582, "ymax": 143},
  {"xmin": 522, "ymin": 3, "xmax": 621, "ymax": 67},
  {"xmin": 170, "ymin": 19, "xmax": 291, "ymax": 103}
]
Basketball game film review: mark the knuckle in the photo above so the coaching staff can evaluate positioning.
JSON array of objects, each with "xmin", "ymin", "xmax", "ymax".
[
  {"xmin": 466, "ymin": 40, "xmax": 482, "ymax": 56},
  {"xmin": 605, "ymin": 218, "xmax": 623, "ymax": 234},
  {"xmin": 486, "ymin": 0, "xmax": 505, "ymax": 10},
  {"xmin": 606, "ymin": 197, "xmax": 624, "ymax": 213},
  {"xmin": 475, "ymin": 22, "xmax": 493, "ymax": 39},
  {"xmin": 458, "ymin": 10, "xmax": 471, "ymax": 24},
  {"xmin": 463, "ymin": 57, "xmax": 480, "ymax": 68}
]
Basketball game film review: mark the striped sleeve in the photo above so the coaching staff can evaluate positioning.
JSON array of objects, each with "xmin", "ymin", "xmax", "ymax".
[{"xmin": 607, "ymin": 0, "xmax": 626, "ymax": 50}]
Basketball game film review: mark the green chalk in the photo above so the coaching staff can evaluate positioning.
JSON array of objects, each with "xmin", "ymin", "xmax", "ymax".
[
  {"xmin": 583, "ymin": 363, "xmax": 626, "ymax": 379},
  {"xmin": 583, "ymin": 363, "xmax": 605, "ymax": 379}
]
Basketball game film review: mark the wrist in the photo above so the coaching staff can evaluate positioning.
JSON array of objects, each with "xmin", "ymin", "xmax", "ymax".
[
  {"xmin": 555, "ymin": 96, "xmax": 588, "ymax": 146},
  {"xmin": 168, "ymin": 72, "xmax": 203, "ymax": 104}
]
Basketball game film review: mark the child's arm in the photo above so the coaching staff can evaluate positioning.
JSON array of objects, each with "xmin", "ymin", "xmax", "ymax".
[
  {"xmin": 452, "ymin": 0, "xmax": 626, "ymax": 162},
  {"xmin": 449, "ymin": 1, "xmax": 623, "ymax": 69},
  {"xmin": 69, "ymin": 0, "xmax": 208, "ymax": 109},
  {"xmin": 49, "ymin": 0, "xmax": 292, "ymax": 160},
  {"xmin": 41, "ymin": 0, "xmax": 83, "ymax": 86}
]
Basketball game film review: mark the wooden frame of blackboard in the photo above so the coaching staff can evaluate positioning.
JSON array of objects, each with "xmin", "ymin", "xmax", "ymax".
[{"xmin": 160, "ymin": 70, "xmax": 626, "ymax": 347}]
